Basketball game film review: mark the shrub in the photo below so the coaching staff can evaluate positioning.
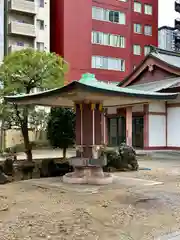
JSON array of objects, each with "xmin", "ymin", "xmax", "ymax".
[{"xmin": 103, "ymin": 144, "xmax": 139, "ymax": 171}]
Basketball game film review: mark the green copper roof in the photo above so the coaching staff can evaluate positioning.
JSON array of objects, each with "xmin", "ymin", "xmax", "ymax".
[
  {"xmin": 128, "ymin": 77, "xmax": 180, "ymax": 92},
  {"xmin": 4, "ymin": 73, "xmax": 179, "ymax": 106},
  {"xmin": 76, "ymin": 73, "xmax": 177, "ymax": 97}
]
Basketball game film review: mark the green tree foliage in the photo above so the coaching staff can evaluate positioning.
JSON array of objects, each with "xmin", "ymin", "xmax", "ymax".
[
  {"xmin": 0, "ymin": 49, "xmax": 67, "ymax": 160},
  {"xmin": 47, "ymin": 107, "xmax": 75, "ymax": 158}
]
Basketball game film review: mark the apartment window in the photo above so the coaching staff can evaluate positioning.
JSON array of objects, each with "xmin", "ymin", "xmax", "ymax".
[
  {"xmin": 133, "ymin": 45, "xmax": 141, "ymax": 55},
  {"xmin": 92, "ymin": 31, "xmax": 125, "ymax": 48},
  {"xmin": 134, "ymin": 23, "xmax": 142, "ymax": 34},
  {"xmin": 37, "ymin": 19, "xmax": 44, "ymax": 30},
  {"xmin": 144, "ymin": 25, "xmax": 152, "ymax": 36},
  {"xmin": 144, "ymin": 4, "xmax": 152, "ymax": 15},
  {"xmin": 38, "ymin": 0, "xmax": 44, "ymax": 8},
  {"xmin": 17, "ymin": 20, "xmax": 26, "ymax": 23},
  {"xmin": 92, "ymin": 7, "xmax": 104, "ymax": 20},
  {"xmin": 92, "ymin": 7, "xmax": 126, "ymax": 25},
  {"xmin": 92, "ymin": 56, "xmax": 125, "ymax": 71},
  {"xmin": 134, "ymin": 2, "xmax": 142, "ymax": 13},
  {"xmin": 92, "ymin": 31, "xmax": 103, "ymax": 44},
  {"xmin": 144, "ymin": 46, "xmax": 151, "ymax": 55},
  {"xmin": 17, "ymin": 42, "xmax": 24, "ymax": 46},
  {"xmin": 37, "ymin": 42, "xmax": 44, "ymax": 51}
]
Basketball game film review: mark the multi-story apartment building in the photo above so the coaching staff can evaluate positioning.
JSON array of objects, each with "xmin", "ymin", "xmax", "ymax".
[
  {"xmin": 3, "ymin": 0, "xmax": 50, "ymax": 56},
  {"xmin": 158, "ymin": 26, "xmax": 180, "ymax": 52},
  {"xmin": 159, "ymin": 1, "xmax": 180, "ymax": 52},
  {"xmin": 0, "ymin": 0, "xmax": 4, "ymax": 63},
  {"xmin": 158, "ymin": 26, "xmax": 176, "ymax": 51},
  {"xmin": 50, "ymin": 0, "xmax": 158, "ymax": 83}
]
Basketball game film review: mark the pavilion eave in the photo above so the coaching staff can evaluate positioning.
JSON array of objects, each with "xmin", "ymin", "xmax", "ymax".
[{"xmin": 4, "ymin": 73, "xmax": 179, "ymax": 107}]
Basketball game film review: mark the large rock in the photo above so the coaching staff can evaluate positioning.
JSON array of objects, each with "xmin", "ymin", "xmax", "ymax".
[
  {"xmin": 103, "ymin": 150, "xmax": 122, "ymax": 171},
  {"xmin": 119, "ymin": 143, "xmax": 139, "ymax": 171},
  {"xmin": 3, "ymin": 158, "xmax": 14, "ymax": 176},
  {"xmin": 0, "ymin": 166, "xmax": 9, "ymax": 184},
  {"xmin": 103, "ymin": 144, "xmax": 139, "ymax": 171},
  {"xmin": 14, "ymin": 161, "xmax": 35, "ymax": 180},
  {"xmin": 40, "ymin": 159, "xmax": 73, "ymax": 178}
]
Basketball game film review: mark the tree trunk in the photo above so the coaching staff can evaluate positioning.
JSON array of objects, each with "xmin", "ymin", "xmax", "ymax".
[
  {"xmin": 21, "ymin": 107, "xmax": 32, "ymax": 162},
  {"xmin": 22, "ymin": 123, "xmax": 33, "ymax": 161},
  {"xmin": 63, "ymin": 147, "xmax": 67, "ymax": 159},
  {"xmin": 0, "ymin": 118, "xmax": 5, "ymax": 152}
]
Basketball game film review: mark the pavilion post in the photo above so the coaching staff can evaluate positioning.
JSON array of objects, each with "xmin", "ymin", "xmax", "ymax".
[
  {"xmin": 92, "ymin": 104, "xmax": 95, "ymax": 146},
  {"xmin": 80, "ymin": 104, "xmax": 83, "ymax": 157},
  {"xmin": 126, "ymin": 106, "xmax": 132, "ymax": 146}
]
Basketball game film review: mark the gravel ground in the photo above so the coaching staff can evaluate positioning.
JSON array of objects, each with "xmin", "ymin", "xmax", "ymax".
[{"xmin": 0, "ymin": 168, "xmax": 180, "ymax": 240}]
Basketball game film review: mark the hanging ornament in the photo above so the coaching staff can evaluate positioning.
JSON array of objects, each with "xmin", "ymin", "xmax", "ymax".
[
  {"xmin": 91, "ymin": 103, "xmax": 96, "ymax": 110},
  {"xmin": 79, "ymin": 103, "xmax": 83, "ymax": 111},
  {"xmin": 99, "ymin": 103, "xmax": 103, "ymax": 112},
  {"xmin": 73, "ymin": 103, "xmax": 76, "ymax": 112}
]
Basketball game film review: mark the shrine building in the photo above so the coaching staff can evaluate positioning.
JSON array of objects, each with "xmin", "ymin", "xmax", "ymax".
[
  {"xmin": 107, "ymin": 46, "xmax": 180, "ymax": 150},
  {"xmin": 5, "ymin": 46, "xmax": 180, "ymax": 151}
]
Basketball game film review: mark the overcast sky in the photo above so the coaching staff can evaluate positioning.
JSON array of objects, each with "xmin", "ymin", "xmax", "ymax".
[{"xmin": 158, "ymin": 0, "xmax": 178, "ymax": 27}]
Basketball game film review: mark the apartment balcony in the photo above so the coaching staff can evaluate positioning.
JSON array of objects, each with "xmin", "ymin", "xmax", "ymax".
[
  {"xmin": 175, "ymin": 0, "xmax": 180, "ymax": 13},
  {"xmin": 8, "ymin": 0, "xmax": 36, "ymax": 15},
  {"xmin": 8, "ymin": 44, "xmax": 33, "ymax": 53},
  {"xmin": 175, "ymin": 18, "xmax": 180, "ymax": 31},
  {"xmin": 8, "ymin": 21, "xmax": 36, "ymax": 38}
]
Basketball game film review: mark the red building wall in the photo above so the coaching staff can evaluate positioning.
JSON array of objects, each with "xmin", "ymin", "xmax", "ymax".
[{"xmin": 50, "ymin": 0, "xmax": 158, "ymax": 83}]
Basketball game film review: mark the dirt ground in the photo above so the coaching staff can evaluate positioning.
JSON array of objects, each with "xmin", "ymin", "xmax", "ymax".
[{"xmin": 1, "ymin": 165, "xmax": 180, "ymax": 240}]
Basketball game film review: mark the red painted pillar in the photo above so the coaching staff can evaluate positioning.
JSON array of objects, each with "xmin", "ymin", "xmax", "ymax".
[
  {"xmin": 143, "ymin": 104, "xmax": 149, "ymax": 149},
  {"xmin": 101, "ymin": 108, "xmax": 108, "ymax": 145},
  {"xmin": 75, "ymin": 103, "xmax": 103, "ymax": 158},
  {"xmin": 126, "ymin": 107, "xmax": 132, "ymax": 146}
]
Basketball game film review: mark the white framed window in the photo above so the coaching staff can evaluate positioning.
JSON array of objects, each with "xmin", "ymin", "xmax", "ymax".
[
  {"xmin": 134, "ymin": 23, "xmax": 142, "ymax": 34},
  {"xmin": 133, "ymin": 45, "xmax": 141, "ymax": 55},
  {"xmin": 144, "ymin": 45, "xmax": 151, "ymax": 55},
  {"xmin": 134, "ymin": 2, "xmax": 142, "ymax": 13},
  {"xmin": 92, "ymin": 31, "xmax": 126, "ymax": 48},
  {"xmin": 38, "ymin": 0, "xmax": 44, "ymax": 8},
  {"xmin": 92, "ymin": 7, "xmax": 126, "ymax": 25},
  {"xmin": 144, "ymin": 4, "xmax": 152, "ymax": 15},
  {"xmin": 37, "ymin": 19, "xmax": 44, "ymax": 30},
  {"xmin": 92, "ymin": 7, "xmax": 104, "ymax": 20},
  {"xmin": 91, "ymin": 31, "xmax": 103, "ymax": 44},
  {"xmin": 103, "ymin": 33, "xmax": 110, "ymax": 45},
  {"xmin": 92, "ymin": 56, "xmax": 125, "ymax": 71},
  {"xmin": 17, "ymin": 42, "xmax": 24, "ymax": 46},
  {"xmin": 144, "ymin": 25, "xmax": 152, "ymax": 36},
  {"xmin": 36, "ymin": 42, "xmax": 44, "ymax": 51}
]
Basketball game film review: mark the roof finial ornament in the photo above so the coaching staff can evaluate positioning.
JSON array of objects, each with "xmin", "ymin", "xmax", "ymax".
[
  {"xmin": 148, "ymin": 64, "xmax": 154, "ymax": 72},
  {"xmin": 79, "ymin": 73, "xmax": 97, "ymax": 83}
]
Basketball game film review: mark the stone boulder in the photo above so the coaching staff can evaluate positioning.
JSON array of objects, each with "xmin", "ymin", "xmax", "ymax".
[
  {"xmin": 103, "ymin": 144, "xmax": 138, "ymax": 171},
  {"xmin": 103, "ymin": 150, "xmax": 122, "ymax": 171},
  {"xmin": 3, "ymin": 158, "xmax": 14, "ymax": 176},
  {"xmin": 40, "ymin": 159, "xmax": 73, "ymax": 178},
  {"xmin": 118, "ymin": 143, "xmax": 139, "ymax": 171},
  {"xmin": 0, "ymin": 166, "xmax": 9, "ymax": 184}
]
